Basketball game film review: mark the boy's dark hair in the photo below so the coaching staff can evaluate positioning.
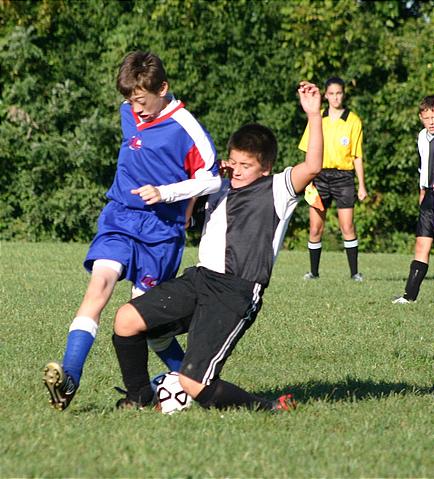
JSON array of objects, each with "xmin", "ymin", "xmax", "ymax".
[
  {"xmin": 227, "ymin": 123, "xmax": 277, "ymax": 171},
  {"xmin": 117, "ymin": 51, "xmax": 168, "ymax": 98},
  {"xmin": 324, "ymin": 76, "xmax": 345, "ymax": 92},
  {"xmin": 419, "ymin": 95, "xmax": 434, "ymax": 113}
]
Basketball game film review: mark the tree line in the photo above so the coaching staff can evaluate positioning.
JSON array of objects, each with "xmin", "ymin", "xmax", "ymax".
[{"xmin": 1, "ymin": 0, "xmax": 433, "ymax": 251}]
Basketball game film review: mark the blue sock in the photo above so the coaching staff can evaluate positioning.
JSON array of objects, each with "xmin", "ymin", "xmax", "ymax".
[
  {"xmin": 155, "ymin": 338, "xmax": 185, "ymax": 372},
  {"xmin": 62, "ymin": 317, "xmax": 98, "ymax": 386}
]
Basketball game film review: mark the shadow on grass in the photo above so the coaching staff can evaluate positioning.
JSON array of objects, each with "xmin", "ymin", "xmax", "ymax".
[
  {"xmin": 368, "ymin": 275, "xmax": 434, "ymax": 282},
  {"xmin": 259, "ymin": 378, "xmax": 434, "ymax": 404},
  {"xmin": 70, "ymin": 379, "xmax": 433, "ymax": 414}
]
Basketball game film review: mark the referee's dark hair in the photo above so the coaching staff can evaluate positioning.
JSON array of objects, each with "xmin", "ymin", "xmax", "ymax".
[
  {"xmin": 227, "ymin": 123, "xmax": 277, "ymax": 172},
  {"xmin": 324, "ymin": 76, "xmax": 345, "ymax": 92}
]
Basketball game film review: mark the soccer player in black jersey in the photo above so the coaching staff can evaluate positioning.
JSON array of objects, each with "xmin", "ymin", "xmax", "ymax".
[
  {"xmin": 393, "ymin": 95, "xmax": 434, "ymax": 304},
  {"xmin": 111, "ymin": 81, "xmax": 323, "ymax": 412}
]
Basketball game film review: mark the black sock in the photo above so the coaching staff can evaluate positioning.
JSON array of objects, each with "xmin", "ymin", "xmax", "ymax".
[
  {"xmin": 404, "ymin": 260, "xmax": 428, "ymax": 301},
  {"xmin": 344, "ymin": 238, "xmax": 359, "ymax": 277},
  {"xmin": 112, "ymin": 333, "xmax": 153, "ymax": 405},
  {"xmin": 308, "ymin": 241, "xmax": 322, "ymax": 276},
  {"xmin": 195, "ymin": 378, "xmax": 273, "ymax": 411}
]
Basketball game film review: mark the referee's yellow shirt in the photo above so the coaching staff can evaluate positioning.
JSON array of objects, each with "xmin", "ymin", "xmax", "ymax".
[{"xmin": 299, "ymin": 108, "xmax": 363, "ymax": 171}]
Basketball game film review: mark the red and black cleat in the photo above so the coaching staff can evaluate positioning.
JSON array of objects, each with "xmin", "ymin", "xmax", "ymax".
[{"xmin": 271, "ymin": 393, "xmax": 297, "ymax": 412}]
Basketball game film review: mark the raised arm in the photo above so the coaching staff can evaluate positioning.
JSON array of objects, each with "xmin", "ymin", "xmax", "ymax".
[{"xmin": 291, "ymin": 81, "xmax": 323, "ymax": 194}]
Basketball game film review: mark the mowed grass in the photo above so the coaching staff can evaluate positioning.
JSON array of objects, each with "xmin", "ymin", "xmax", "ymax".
[{"xmin": 1, "ymin": 242, "xmax": 433, "ymax": 478}]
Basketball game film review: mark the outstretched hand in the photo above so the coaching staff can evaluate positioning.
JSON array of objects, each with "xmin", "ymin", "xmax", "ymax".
[{"xmin": 298, "ymin": 81, "xmax": 321, "ymax": 115}]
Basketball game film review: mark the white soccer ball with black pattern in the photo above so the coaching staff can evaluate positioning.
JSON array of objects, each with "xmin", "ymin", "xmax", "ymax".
[{"xmin": 153, "ymin": 371, "xmax": 193, "ymax": 415}]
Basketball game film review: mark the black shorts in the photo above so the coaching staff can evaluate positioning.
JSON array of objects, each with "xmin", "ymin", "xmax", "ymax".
[
  {"xmin": 130, "ymin": 267, "xmax": 263, "ymax": 384},
  {"xmin": 416, "ymin": 189, "xmax": 434, "ymax": 238},
  {"xmin": 313, "ymin": 169, "xmax": 356, "ymax": 209}
]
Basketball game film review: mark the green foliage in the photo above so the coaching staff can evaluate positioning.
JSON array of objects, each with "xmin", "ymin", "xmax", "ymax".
[{"xmin": 1, "ymin": 0, "xmax": 433, "ymax": 250}]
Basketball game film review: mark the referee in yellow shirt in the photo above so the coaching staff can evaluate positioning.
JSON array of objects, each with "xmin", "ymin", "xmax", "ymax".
[{"xmin": 299, "ymin": 77, "xmax": 367, "ymax": 281}]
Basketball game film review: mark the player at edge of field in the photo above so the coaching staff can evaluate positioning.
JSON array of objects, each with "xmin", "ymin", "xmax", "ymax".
[
  {"xmin": 110, "ymin": 80, "xmax": 323, "ymax": 412},
  {"xmin": 299, "ymin": 76, "xmax": 367, "ymax": 281},
  {"xmin": 43, "ymin": 51, "xmax": 221, "ymax": 411},
  {"xmin": 393, "ymin": 95, "xmax": 434, "ymax": 304}
]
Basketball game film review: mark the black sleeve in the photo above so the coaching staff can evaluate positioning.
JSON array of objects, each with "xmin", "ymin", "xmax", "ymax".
[{"xmin": 189, "ymin": 195, "xmax": 208, "ymax": 231}]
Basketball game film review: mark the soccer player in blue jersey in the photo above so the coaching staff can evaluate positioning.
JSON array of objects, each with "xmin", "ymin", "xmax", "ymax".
[
  {"xmin": 111, "ymin": 81, "xmax": 323, "ymax": 412},
  {"xmin": 43, "ymin": 51, "xmax": 221, "ymax": 411}
]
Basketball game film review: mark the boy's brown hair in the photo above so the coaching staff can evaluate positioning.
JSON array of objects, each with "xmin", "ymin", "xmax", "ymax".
[
  {"xmin": 419, "ymin": 95, "xmax": 434, "ymax": 113},
  {"xmin": 116, "ymin": 51, "xmax": 168, "ymax": 98},
  {"xmin": 227, "ymin": 123, "xmax": 278, "ymax": 172}
]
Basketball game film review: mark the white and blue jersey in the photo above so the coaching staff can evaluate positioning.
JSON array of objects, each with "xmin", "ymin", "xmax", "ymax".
[{"xmin": 84, "ymin": 97, "xmax": 221, "ymax": 292}]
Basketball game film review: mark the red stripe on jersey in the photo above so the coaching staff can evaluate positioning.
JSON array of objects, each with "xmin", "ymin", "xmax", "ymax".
[
  {"xmin": 132, "ymin": 102, "xmax": 185, "ymax": 131},
  {"xmin": 184, "ymin": 144, "xmax": 206, "ymax": 179}
]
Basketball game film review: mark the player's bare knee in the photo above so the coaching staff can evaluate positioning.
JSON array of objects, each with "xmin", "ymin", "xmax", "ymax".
[
  {"xmin": 309, "ymin": 226, "xmax": 323, "ymax": 240},
  {"xmin": 414, "ymin": 237, "xmax": 432, "ymax": 262},
  {"xmin": 114, "ymin": 304, "xmax": 146, "ymax": 336},
  {"xmin": 340, "ymin": 225, "xmax": 355, "ymax": 238}
]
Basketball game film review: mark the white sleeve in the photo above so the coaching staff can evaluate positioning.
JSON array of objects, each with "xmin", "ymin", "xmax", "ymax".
[
  {"xmin": 157, "ymin": 171, "xmax": 222, "ymax": 203},
  {"xmin": 272, "ymin": 167, "xmax": 299, "ymax": 219}
]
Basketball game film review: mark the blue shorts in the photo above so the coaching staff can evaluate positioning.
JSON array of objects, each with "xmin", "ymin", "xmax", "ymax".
[{"xmin": 84, "ymin": 201, "xmax": 185, "ymax": 292}]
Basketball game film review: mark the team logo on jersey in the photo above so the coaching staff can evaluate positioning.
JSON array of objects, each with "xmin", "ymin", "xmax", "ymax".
[
  {"xmin": 140, "ymin": 274, "xmax": 158, "ymax": 290},
  {"xmin": 129, "ymin": 136, "xmax": 142, "ymax": 150},
  {"xmin": 340, "ymin": 136, "xmax": 350, "ymax": 146}
]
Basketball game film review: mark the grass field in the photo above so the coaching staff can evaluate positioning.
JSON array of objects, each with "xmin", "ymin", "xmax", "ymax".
[{"xmin": 1, "ymin": 242, "xmax": 433, "ymax": 478}]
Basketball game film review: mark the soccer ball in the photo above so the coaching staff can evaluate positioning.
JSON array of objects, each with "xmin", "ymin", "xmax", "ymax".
[{"xmin": 152, "ymin": 371, "xmax": 193, "ymax": 415}]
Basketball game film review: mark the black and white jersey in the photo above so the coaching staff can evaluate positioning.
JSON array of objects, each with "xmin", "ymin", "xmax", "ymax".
[
  {"xmin": 418, "ymin": 128, "xmax": 434, "ymax": 189},
  {"xmin": 197, "ymin": 167, "xmax": 300, "ymax": 286}
]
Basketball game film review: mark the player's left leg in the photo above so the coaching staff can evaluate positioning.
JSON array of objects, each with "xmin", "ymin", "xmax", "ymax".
[
  {"xmin": 131, "ymin": 287, "xmax": 184, "ymax": 372},
  {"xmin": 306, "ymin": 206, "xmax": 326, "ymax": 278},
  {"xmin": 179, "ymin": 374, "xmax": 295, "ymax": 412},
  {"xmin": 113, "ymin": 270, "xmax": 197, "ymax": 408},
  {"xmin": 112, "ymin": 303, "xmax": 154, "ymax": 408},
  {"xmin": 338, "ymin": 207, "xmax": 362, "ymax": 280},
  {"xmin": 178, "ymin": 271, "xmax": 296, "ymax": 413},
  {"xmin": 395, "ymin": 192, "xmax": 434, "ymax": 303},
  {"xmin": 401, "ymin": 236, "xmax": 432, "ymax": 302},
  {"xmin": 333, "ymin": 171, "xmax": 361, "ymax": 280},
  {"xmin": 44, "ymin": 262, "xmax": 121, "ymax": 411}
]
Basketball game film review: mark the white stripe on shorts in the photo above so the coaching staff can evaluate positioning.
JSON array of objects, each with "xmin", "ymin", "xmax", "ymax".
[
  {"xmin": 202, "ymin": 282, "xmax": 263, "ymax": 385},
  {"xmin": 93, "ymin": 259, "xmax": 123, "ymax": 275}
]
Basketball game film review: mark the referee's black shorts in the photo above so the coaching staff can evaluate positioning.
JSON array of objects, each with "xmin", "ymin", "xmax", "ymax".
[
  {"xmin": 313, "ymin": 168, "xmax": 356, "ymax": 209},
  {"xmin": 129, "ymin": 267, "xmax": 263, "ymax": 385},
  {"xmin": 416, "ymin": 188, "xmax": 434, "ymax": 238}
]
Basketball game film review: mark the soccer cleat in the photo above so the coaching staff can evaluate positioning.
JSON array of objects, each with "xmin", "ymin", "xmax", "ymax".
[
  {"xmin": 43, "ymin": 361, "xmax": 77, "ymax": 411},
  {"xmin": 271, "ymin": 393, "xmax": 297, "ymax": 412},
  {"xmin": 351, "ymin": 273, "xmax": 363, "ymax": 282},
  {"xmin": 392, "ymin": 296, "xmax": 411, "ymax": 304},
  {"xmin": 303, "ymin": 272, "xmax": 319, "ymax": 280},
  {"xmin": 114, "ymin": 386, "xmax": 156, "ymax": 410},
  {"xmin": 115, "ymin": 397, "xmax": 147, "ymax": 410}
]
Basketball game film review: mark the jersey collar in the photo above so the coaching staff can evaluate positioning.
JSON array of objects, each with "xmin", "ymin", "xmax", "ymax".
[
  {"xmin": 132, "ymin": 98, "xmax": 185, "ymax": 130},
  {"xmin": 322, "ymin": 108, "xmax": 350, "ymax": 121}
]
